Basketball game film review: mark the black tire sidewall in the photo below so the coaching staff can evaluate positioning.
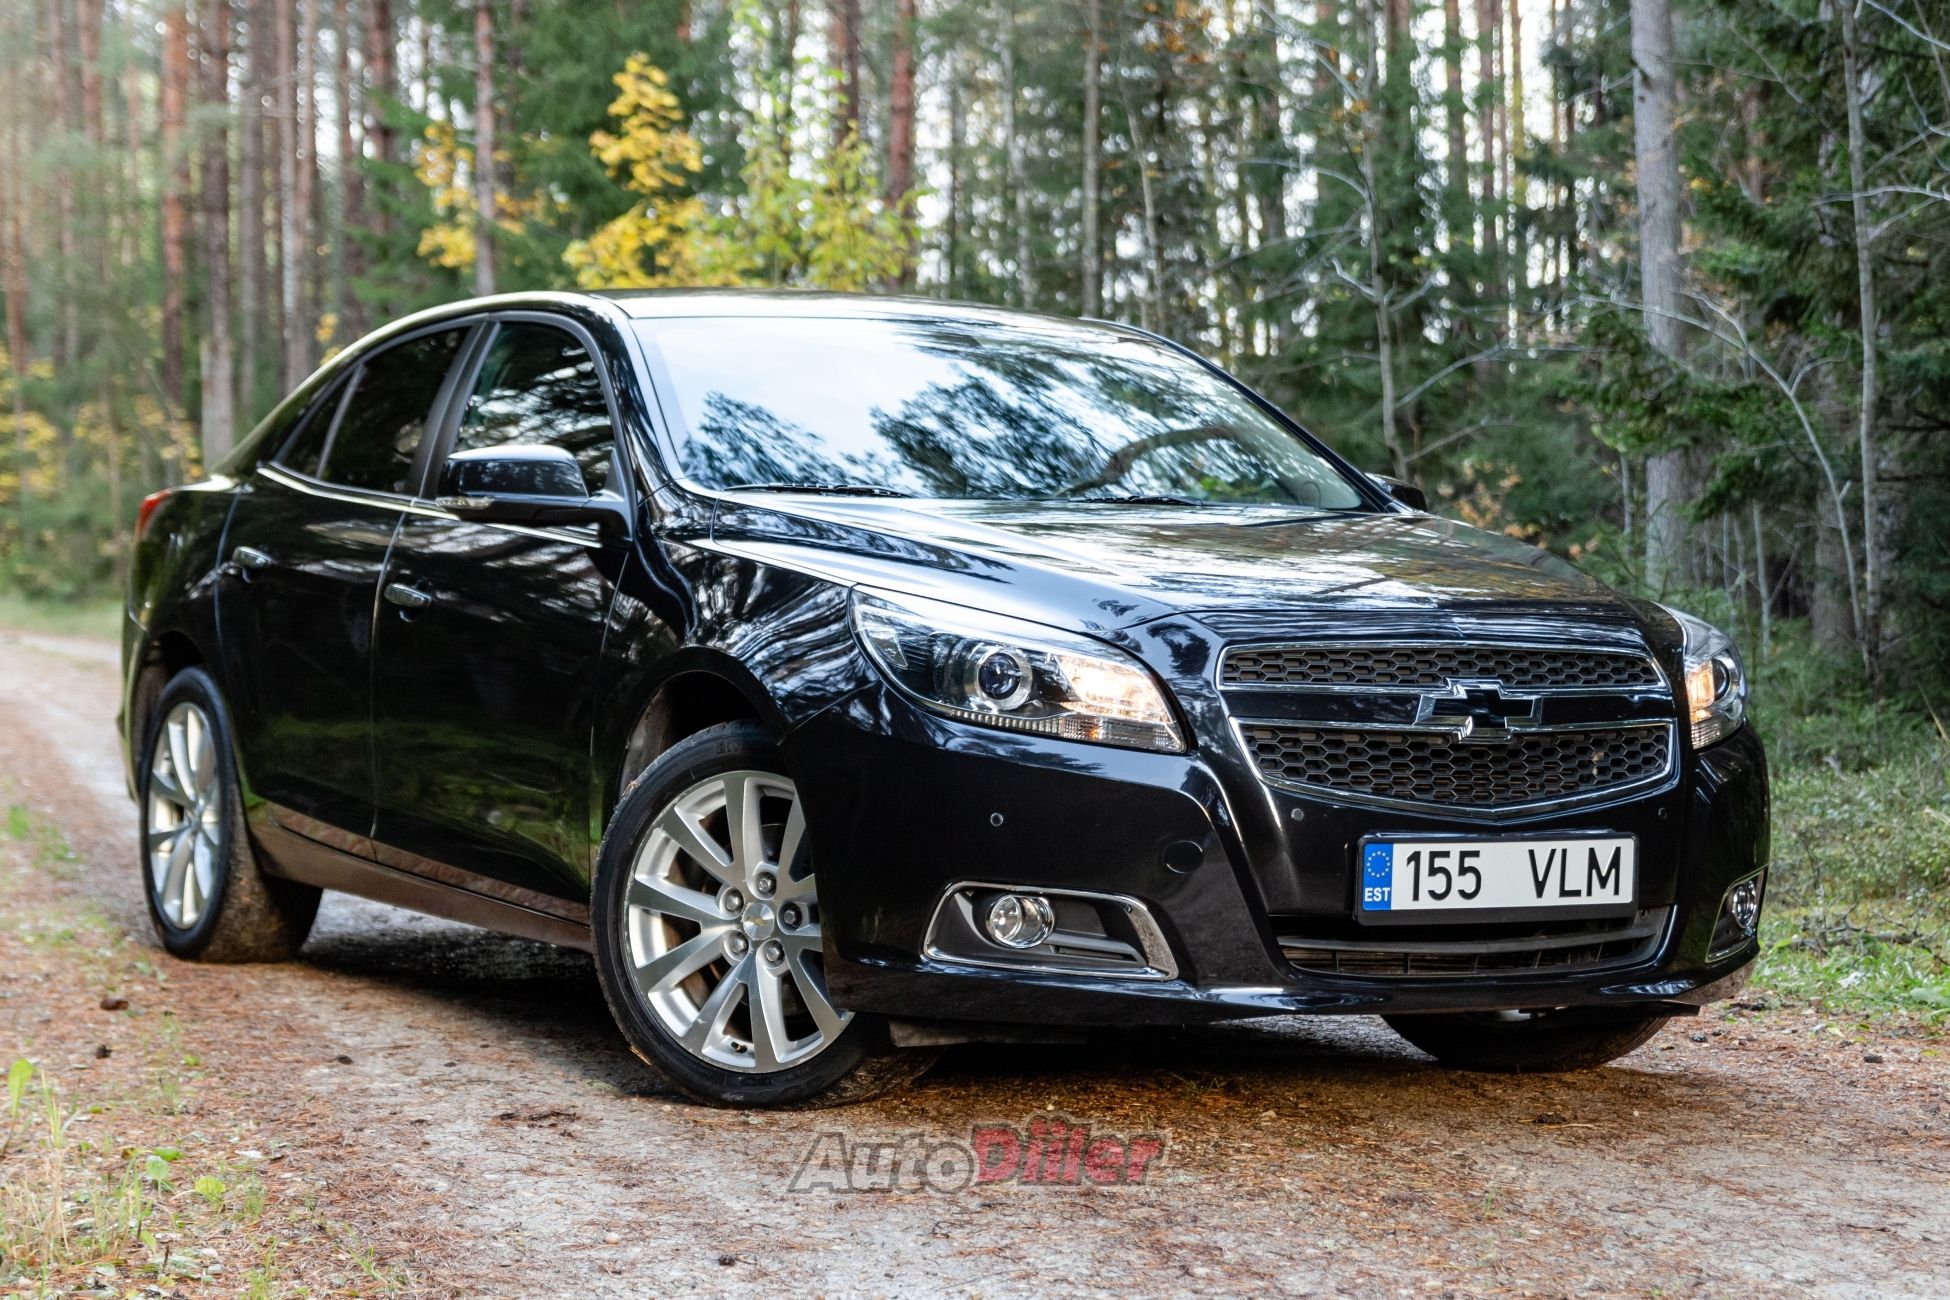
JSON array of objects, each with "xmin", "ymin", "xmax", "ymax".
[
  {"xmin": 591, "ymin": 720, "xmax": 885, "ymax": 1107},
  {"xmin": 138, "ymin": 666, "xmax": 246, "ymax": 959}
]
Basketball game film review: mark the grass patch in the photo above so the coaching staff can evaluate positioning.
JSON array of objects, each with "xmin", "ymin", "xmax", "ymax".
[
  {"xmin": 0, "ymin": 591, "xmax": 122, "ymax": 641},
  {"xmin": 1753, "ymin": 724, "xmax": 1950, "ymax": 1026},
  {"xmin": 0, "ymin": 803, "xmax": 410, "ymax": 1296}
]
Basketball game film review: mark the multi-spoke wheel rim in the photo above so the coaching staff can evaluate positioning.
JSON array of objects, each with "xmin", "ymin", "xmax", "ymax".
[
  {"xmin": 146, "ymin": 701, "xmax": 221, "ymax": 930},
  {"xmin": 622, "ymin": 770, "xmax": 851, "ymax": 1072}
]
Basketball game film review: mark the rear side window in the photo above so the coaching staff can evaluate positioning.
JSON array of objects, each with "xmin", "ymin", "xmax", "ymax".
[
  {"xmin": 274, "ymin": 379, "xmax": 350, "ymax": 478},
  {"xmin": 315, "ymin": 328, "xmax": 466, "ymax": 494},
  {"xmin": 452, "ymin": 322, "xmax": 615, "ymax": 493}
]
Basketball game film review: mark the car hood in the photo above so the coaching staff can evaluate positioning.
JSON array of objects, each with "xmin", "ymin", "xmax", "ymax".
[{"xmin": 705, "ymin": 497, "xmax": 1647, "ymax": 638}]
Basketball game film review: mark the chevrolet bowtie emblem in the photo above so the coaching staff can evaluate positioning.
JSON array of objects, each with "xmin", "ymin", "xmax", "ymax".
[{"xmin": 1414, "ymin": 678, "xmax": 1543, "ymax": 743}]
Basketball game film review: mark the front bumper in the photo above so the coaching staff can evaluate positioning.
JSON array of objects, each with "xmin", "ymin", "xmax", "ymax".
[{"xmin": 788, "ymin": 688, "xmax": 1768, "ymax": 1028}]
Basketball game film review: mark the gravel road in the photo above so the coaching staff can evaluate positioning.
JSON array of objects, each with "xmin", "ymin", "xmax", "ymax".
[{"xmin": 1, "ymin": 627, "xmax": 1945, "ymax": 1297}]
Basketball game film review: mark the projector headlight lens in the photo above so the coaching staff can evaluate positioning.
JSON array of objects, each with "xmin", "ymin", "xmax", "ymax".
[{"xmin": 852, "ymin": 588, "xmax": 1185, "ymax": 753}]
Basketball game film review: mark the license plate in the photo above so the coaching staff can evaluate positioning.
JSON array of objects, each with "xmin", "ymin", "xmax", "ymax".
[{"xmin": 1358, "ymin": 835, "xmax": 1636, "ymax": 921}]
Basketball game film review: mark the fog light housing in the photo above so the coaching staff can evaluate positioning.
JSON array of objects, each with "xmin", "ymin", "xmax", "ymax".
[
  {"xmin": 983, "ymin": 893, "xmax": 1055, "ymax": 949},
  {"xmin": 1709, "ymin": 869, "xmax": 1766, "ymax": 959}
]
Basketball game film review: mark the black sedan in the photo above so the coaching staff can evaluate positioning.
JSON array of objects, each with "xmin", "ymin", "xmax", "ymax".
[{"xmin": 121, "ymin": 291, "xmax": 1768, "ymax": 1106}]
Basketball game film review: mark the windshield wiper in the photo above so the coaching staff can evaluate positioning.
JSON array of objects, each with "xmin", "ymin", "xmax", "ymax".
[
  {"xmin": 724, "ymin": 482, "xmax": 914, "ymax": 498},
  {"xmin": 1058, "ymin": 492, "xmax": 1212, "ymax": 507}
]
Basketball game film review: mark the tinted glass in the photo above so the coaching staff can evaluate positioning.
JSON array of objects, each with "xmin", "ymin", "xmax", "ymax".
[
  {"xmin": 274, "ymin": 379, "xmax": 352, "ymax": 478},
  {"xmin": 323, "ymin": 328, "xmax": 466, "ymax": 493},
  {"xmin": 453, "ymin": 322, "xmax": 614, "ymax": 493},
  {"xmin": 636, "ymin": 316, "xmax": 1367, "ymax": 509}
]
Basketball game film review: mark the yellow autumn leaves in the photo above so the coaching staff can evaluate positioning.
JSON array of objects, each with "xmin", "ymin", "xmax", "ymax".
[{"xmin": 414, "ymin": 52, "xmax": 918, "ymax": 292}]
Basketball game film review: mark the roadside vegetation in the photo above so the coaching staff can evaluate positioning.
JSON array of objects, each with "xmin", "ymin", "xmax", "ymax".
[
  {"xmin": 0, "ymin": 799, "xmax": 405, "ymax": 1298},
  {"xmin": 1744, "ymin": 646, "xmax": 1950, "ymax": 1029}
]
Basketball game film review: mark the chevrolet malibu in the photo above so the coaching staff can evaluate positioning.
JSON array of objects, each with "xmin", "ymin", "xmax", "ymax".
[{"xmin": 121, "ymin": 291, "xmax": 1768, "ymax": 1106}]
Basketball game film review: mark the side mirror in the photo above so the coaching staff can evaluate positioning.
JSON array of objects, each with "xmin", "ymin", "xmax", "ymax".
[
  {"xmin": 1369, "ymin": 472, "xmax": 1429, "ymax": 512},
  {"xmin": 435, "ymin": 444, "xmax": 629, "ymax": 537}
]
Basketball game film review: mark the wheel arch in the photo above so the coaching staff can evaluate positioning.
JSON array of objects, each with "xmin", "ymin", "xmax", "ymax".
[
  {"xmin": 129, "ymin": 628, "xmax": 211, "ymax": 766},
  {"xmin": 606, "ymin": 656, "xmax": 785, "ymax": 819}
]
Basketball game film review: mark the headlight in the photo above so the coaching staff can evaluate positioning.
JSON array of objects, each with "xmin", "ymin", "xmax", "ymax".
[
  {"xmin": 851, "ymin": 588, "xmax": 1185, "ymax": 753},
  {"xmin": 1665, "ymin": 607, "xmax": 1747, "ymax": 748}
]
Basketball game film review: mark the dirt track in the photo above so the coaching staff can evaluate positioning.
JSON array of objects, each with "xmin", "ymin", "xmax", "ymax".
[{"xmin": 1, "ymin": 627, "xmax": 1946, "ymax": 1297}]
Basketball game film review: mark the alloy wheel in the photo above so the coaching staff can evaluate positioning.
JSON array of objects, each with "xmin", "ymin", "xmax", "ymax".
[
  {"xmin": 621, "ymin": 769, "xmax": 851, "ymax": 1071},
  {"xmin": 147, "ymin": 700, "xmax": 222, "ymax": 930}
]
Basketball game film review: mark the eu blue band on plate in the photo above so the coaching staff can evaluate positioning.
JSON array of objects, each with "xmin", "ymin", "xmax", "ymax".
[{"xmin": 1362, "ymin": 842, "xmax": 1393, "ymax": 910}]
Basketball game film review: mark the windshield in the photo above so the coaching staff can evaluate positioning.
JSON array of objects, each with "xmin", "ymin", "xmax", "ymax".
[{"xmin": 634, "ymin": 315, "xmax": 1370, "ymax": 509}]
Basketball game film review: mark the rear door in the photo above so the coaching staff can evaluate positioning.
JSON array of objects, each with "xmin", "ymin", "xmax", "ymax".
[
  {"xmin": 219, "ymin": 323, "xmax": 475, "ymax": 848},
  {"xmin": 368, "ymin": 314, "xmax": 629, "ymax": 906}
]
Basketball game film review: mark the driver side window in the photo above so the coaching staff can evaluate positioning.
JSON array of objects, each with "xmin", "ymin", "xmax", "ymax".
[{"xmin": 453, "ymin": 322, "xmax": 616, "ymax": 493}]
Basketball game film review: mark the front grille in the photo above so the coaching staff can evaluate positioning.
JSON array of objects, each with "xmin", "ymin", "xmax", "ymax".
[
  {"xmin": 1221, "ymin": 643, "xmax": 1660, "ymax": 691},
  {"xmin": 1279, "ymin": 910, "xmax": 1668, "ymax": 978},
  {"xmin": 1239, "ymin": 723, "xmax": 1671, "ymax": 808}
]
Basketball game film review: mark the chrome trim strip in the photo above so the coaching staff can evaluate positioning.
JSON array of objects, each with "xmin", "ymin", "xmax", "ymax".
[
  {"xmin": 1215, "ymin": 639, "xmax": 1671, "ymax": 696},
  {"xmin": 920, "ymin": 881, "xmax": 1179, "ymax": 981},
  {"xmin": 1228, "ymin": 717, "xmax": 1680, "ymax": 821},
  {"xmin": 1234, "ymin": 716, "xmax": 1671, "ymax": 737},
  {"xmin": 258, "ymin": 463, "xmax": 601, "ymax": 549}
]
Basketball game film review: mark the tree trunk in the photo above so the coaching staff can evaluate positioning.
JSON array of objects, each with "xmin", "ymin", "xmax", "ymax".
[
  {"xmin": 885, "ymin": 0, "xmax": 917, "ymax": 288},
  {"xmin": 1839, "ymin": 0, "xmax": 1882, "ymax": 671},
  {"xmin": 829, "ymin": 0, "xmax": 861, "ymax": 144},
  {"xmin": 945, "ymin": 42, "xmax": 963, "ymax": 297},
  {"xmin": 3, "ymin": 66, "xmax": 30, "ymax": 528},
  {"xmin": 1361, "ymin": 0, "xmax": 1409, "ymax": 480},
  {"xmin": 1445, "ymin": 0, "xmax": 1466, "ymax": 204},
  {"xmin": 1475, "ymin": 0, "xmax": 1499, "ymax": 292},
  {"xmin": 1081, "ymin": 0, "xmax": 1102, "ymax": 317},
  {"xmin": 1812, "ymin": 496, "xmax": 1852, "ymax": 653},
  {"xmin": 77, "ymin": 0, "xmax": 103, "ymax": 144},
  {"xmin": 1629, "ymin": 0, "xmax": 1693, "ymax": 590},
  {"xmin": 364, "ymin": 0, "xmax": 394, "ymax": 242},
  {"xmin": 48, "ymin": 0, "xmax": 82, "ymax": 368},
  {"xmin": 473, "ymin": 0, "xmax": 497, "ymax": 296},
  {"xmin": 1001, "ymin": 3, "xmax": 1030, "ymax": 306},
  {"xmin": 1506, "ymin": 0, "xmax": 1526, "ymax": 318},
  {"xmin": 276, "ymin": 0, "xmax": 304, "ymax": 387},
  {"xmin": 199, "ymin": 0, "xmax": 237, "ymax": 468},
  {"xmin": 161, "ymin": 2, "xmax": 191, "ymax": 412},
  {"xmin": 78, "ymin": 0, "xmax": 105, "ymax": 359},
  {"xmin": 298, "ymin": 0, "xmax": 318, "ymax": 349},
  {"xmin": 239, "ymin": 0, "xmax": 264, "ymax": 421},
  {"xmin": 335, "ymin": 0, "xmax": 362, "ymax": 342}
]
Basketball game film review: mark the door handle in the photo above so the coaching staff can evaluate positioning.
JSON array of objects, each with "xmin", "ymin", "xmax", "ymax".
[
  {"xmin": 232, "ymin": 545, "xmax": 274, "ymax": 572},
  {"xmin": 383, "ymin": 582, "xmax": 434, "ymax": 611}
]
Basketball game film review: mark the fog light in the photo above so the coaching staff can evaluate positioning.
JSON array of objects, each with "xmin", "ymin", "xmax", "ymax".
[
  {"xmin": 983, "ymin": 893, "xmax": 1055, "ymax": 949},
  {"xmin": 1709, "ymin": 870, "xmax": 1766, "ymax": 960},
  {"xmin": 1728, "ymin": 877, "xmax": 1763, "ymax": 936}
]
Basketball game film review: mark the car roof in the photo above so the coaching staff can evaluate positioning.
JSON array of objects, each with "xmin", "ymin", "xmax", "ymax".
[{"xmin": 375, "ymin": 288, "xmax": 1133, "ymax": 337}]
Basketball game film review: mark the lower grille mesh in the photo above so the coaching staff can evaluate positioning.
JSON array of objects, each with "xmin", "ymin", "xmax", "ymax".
[
  {"xmin": 1239, "ymin": 723, "xmax": 1670, "ymax": 807},
  {"xmin": 1280, "ymin": 911, "xmax": 1668, "ymax": 978}
]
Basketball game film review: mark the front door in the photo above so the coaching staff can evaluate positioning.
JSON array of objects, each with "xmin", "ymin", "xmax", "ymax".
[
  {"xmin": 369, "ymin": 317, "xmax": 628, "ymax": 905},
  {"xmin": 218, "ymin": 325, "xmax": 471, "ymax": 846}
]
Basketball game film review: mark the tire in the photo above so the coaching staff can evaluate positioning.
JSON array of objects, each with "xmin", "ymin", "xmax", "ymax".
[
  {"xmin": 1384, "ymin": 1009, "xmax": 1672, "ymax": 1073},
  {"xmin": 592, "ymin": 721, "xmax": 935, "ymax": 1108},
  {"xmin": 138, "ymin": 666, "xmax": 320, "ymax": 961}
]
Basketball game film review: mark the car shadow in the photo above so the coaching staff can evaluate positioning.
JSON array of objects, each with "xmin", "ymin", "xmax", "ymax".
[{"xmin": 294, "ymin": 895, "xmax": 1741, "ymax": 1125}]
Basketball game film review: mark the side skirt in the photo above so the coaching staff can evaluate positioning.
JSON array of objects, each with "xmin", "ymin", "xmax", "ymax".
[{"xmin": 250, "ymin": 811, "xmax": 594, "ymax": 953}]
